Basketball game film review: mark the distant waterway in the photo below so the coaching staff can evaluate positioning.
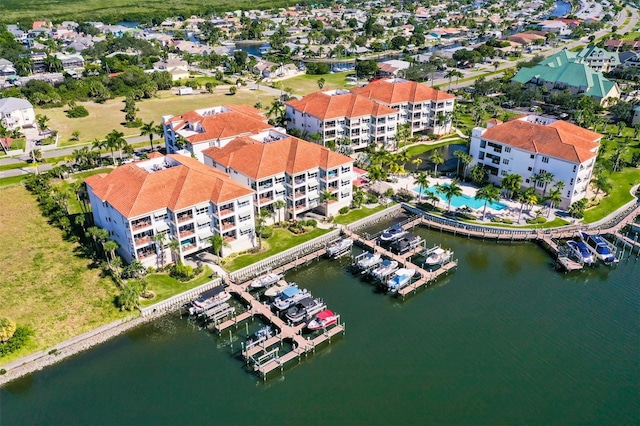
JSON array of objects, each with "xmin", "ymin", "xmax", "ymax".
[
  {"xmin": 549, "ymin": 1, "xmax": 572, "ymax": 17},
  {"xmin": 1, "ymin": 224, "xmax": 638, "ymax": 425}
]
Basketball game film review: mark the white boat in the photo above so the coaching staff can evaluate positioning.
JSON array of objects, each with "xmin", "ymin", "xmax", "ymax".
[
  {"xmin": 370, "ymin": 259, "xmax": 399, "ymax": 280},
  {"xmin": 250, "ymin": 272, "xmax": 284, "ymax": 289},
  {"xmin": 566, "ymin": 240, "xmax": 595, "ymax": 266},
  {"xmin": 356, "ymin": 252, "xmax": 382, "ymax": 270},
  {"xmin": 264, "ymin": 281, "xmax": 293, "ymax": 298},
  {"xmin": 188, "ymin": 286, "xmax": 232, "ymax": 316},
  {"xmin": 285, "ymin": 297, "xmax": 326, "ymax": 324},
  {"xmin": 581, "ymin": 232, "xmax": 618, "ymax": 264},
  {"xmin": 385, "ymin": 268, "xmax": 416, "ymax": 293},
  {"xmin": 379, "ymin": 224, "xmax": 407, "ymax": 243},
  {"xmin": 307, "ymin": 309, "xmax": 339, "ymax": 331},
  {"xmin": 326, "ymin": 238, "xmax": 353, "ymax": 257},
  {"xmin": 391, "ymin": 234, "xmax": 421, "ymax": 254},
  {"xmin": 424, "ymin": 247, "xmax": 453, "ymax": 266},
  {"xmin": 272, "ymin": 286, "xmax": 311, "ymax": 311},
  {"xmin": 247, "ymin": 325, "xmax": 274, "ymax": 345}
]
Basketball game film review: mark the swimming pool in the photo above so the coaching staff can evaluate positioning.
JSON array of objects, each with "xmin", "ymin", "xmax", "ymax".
[{"xmin": 413, "ymin": 185, "xmax": 508, "ymax": 211}]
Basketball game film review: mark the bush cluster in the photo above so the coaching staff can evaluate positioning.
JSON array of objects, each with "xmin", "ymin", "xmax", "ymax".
[
  {"xmin": 66, "ymin": 105, "xmax": 89, "ymax": 118},
  {"xmin": 526, "ymin": 217, "xmax": 547, "ymax": 225},
  {"xmin": 0, "ymin": 326, "xmax": 34, "ymax": 357},
  {"xmin": 169, "ymin": 261, "xmax": 194, "ymax": 281}
]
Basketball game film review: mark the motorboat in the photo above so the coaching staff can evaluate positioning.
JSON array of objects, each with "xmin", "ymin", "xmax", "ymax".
[
  {"xmin": 272, "ymin": 286, "xmax": 311, "ymax": 311},
  {"xmin": 188, "ymin": 286, "xmax": 232, "ymax": 316},
  {"xmin": 370, "ymin": 259, "xmax": 399, "ymax": 280},
  {"xmin": 326, "ymin": 238, "xmax": 353, "ymax": 257},
  {"xmin": 424, "ymin": 247, "xmax": 453, "ymax": 266},
  {"xmin": 566, "ymin": 240, "xmax": 595, "ymax": 266},
  {"xmin": 379, "ymin": 224, "xmax": 407, "ymax": 243},
  {"xmin": 385, "ymin": 268, "xmax": 416, "ymax": 293},
  {"xmin": 356, "ymin": 252, "xmax": 382, "ymax": 270},
  {"xmin": 285, "ymin": 297, "xmax": 326, "ymax": 324},
  {"xmin": 250, "ymin": 272, "xmax": 284, "ymax": 289},
  {"xmin": 247, "ymin": 325, "xmax": 274, "ymax": 345},
  {"xmin": 581, "ymin": 232, "xmax": 618, "ymax": 264},
  {"xmin": 307, "ymin": 310, "xmax": 339, "ymax": 331},
  {"xmin": 264, "ymin": 281, "xmax": 293, "ymax": 298},
  {"xmin": 391, "ymin": 233, "xmax": 421, "ymax": 254}
]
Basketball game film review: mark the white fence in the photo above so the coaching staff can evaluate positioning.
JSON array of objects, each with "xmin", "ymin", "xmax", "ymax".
[
  {"xmin": 345, "ymin": 204, "xmax": 403, "ymax": 231},
  {"xmin": 139, "ymin": 277, "xmax": 223, "ymax": 317}
]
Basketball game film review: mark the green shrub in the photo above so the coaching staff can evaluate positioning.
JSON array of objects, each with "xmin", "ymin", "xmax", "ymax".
[
  {"xmin": 339, "ymin": 206, "xmax": 350, "ymax": 214},
  {"xmin": 259, "ymin": 226, "xmax": 274, "ymax": 239},
  {"xmin": 0, "ymin": 326, "xmax": 34, "ymax": 357},
  {"xmin": 304, "ymin": 219, "xmax": 317, "ymax": 228},
  {"xmin": 0, "ymin": 368, "xmax": 6, "ymax": 375},
  {"xmin": 169, "ymin": 261, "xmax": 194, "ymax": 281},
  {"xmin": 66, "ymin": 105, "xmax": 89, "ymax": 118},
  {"xmin": 526, "ymin": 217, "xmax": 547, "ymax": 224}
]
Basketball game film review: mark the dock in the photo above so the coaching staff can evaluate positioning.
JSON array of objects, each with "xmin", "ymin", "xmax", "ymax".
[
  {"xmin": 211, "ymin": 281, "xmax": 345, "ymax": 380},
  {"xmin": 341, "ymin": 227, "xmax": 458, "ymax": 299}
]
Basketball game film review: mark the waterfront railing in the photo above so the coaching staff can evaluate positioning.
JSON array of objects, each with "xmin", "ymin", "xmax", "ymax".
[{"xmin": 140, "ymin": 277, "xmax": 223, "ymax": 317}]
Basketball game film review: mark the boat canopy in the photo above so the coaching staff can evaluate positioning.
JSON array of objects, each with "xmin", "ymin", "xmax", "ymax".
[
  {"xmin": 280, "ymin": 287, "xmax": 299, "ymax": 298},
  {"xmin": 199, "ymin": 286, "xmax": 226, "ymax": 299},
  {"xmin": 316, "ymin": 309, "xmax": 335, "ymax": 319}
]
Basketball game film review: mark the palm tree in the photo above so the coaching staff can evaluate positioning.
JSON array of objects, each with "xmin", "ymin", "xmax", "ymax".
[
  {"xmin": 152, "ymin": 232, "xmax": 167, "ymax": 267},
  {"xmin": 553, "ymin": 179, "xmax": 565, "ymax": 193},
  {"xmin": 568, "ymin": 198, "xmax": 587, "ymax": 219},
  {"xmin": 43, "ymin": 54, "xmax": 63, "ymax": 72},
  {"xmin": 538, "ymin": 171, "xmax": 554, "ymax": 197},
  {"xmin": 103, "ymin": 239, "xmax": 119, "ymax": 270},
  {"xmin": 91, "ymin": 138, "xmax": 105, "ymax": 164},
  {"xmin": 317, "ymin": 77, "xmax": 326, "ymax": 89},
  {"xmin": 140, "ymin": 121, "xmax": 157, "ymax": 151},
  {"xmin": 438, "ymin": 180, "xmax": 462, "ymax": 212},
  {"xmin": 35, "ymin": 114, "xmax": 50, "ymax": 134},
  {"xmin": 459, "ymin": 152, "xmax": 473, "ymax": 180},
  {"xmin": 592, "ymin": 174, "xmax": 612, "ymax": 198},
  {"xmin": 267, "ymin": 100, "xmax": 286, "ymax": 127},
  {"xmin": 167, "ymin": 239, "xmax": 181, "ymax": 264},
  {"xmin": 517, "ymin": 187, "xmax": 538, "ymax": 222},
  {"xmin": 209, "ymin": 234, "xmax": 229, "ymax": 263},
  {"xmin": 430, "ymin": 149, "xmax": 444, "ymax": 177},
  {"xmin": 319, "ymin": 189, "xmax": 337, "ymax": 219},
  {"xmin": 273, "ymin": 199, "xmax": 286, "ymax": 223},
  {"xmin": 453, "ymin": 149, "xmax": 466, "ymax": 177},
  {"xmin": 500, "ymin": 173, "xmax": 522, "ymax": 199},
  {"xmin": 546, "ymin": 188, "xmax": 562, "ymax": 217},
  {"xmin": 469, "ymin": 163, "xmax": 488, "ymax": 184},
  {"xmin": 105, "ymin": 130, "xmax": 126, "ymax": 162},
  {"xmin": 394, "ymin": 150, "xmax": 411, "ymax": 172},
  {"xmin": 411, "ymin": 157, "xmax": 423, "ymax": 171},
  {"xmin": 475, "ymin": 184, "xmax": 501, "ymax": 220},
  {"xmin": 413, "ymin": 171, "xmax": 430, "ymax": 202}
]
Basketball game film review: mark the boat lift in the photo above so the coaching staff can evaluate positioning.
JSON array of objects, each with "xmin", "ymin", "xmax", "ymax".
[
  {"xmin": 250, "ymin": 347, "xmax": 280, "ymax": 371},
  {"xmin": 202, "ymin": 303, "xmax": 236, "ymax": 323},
  {"xmin": 352, "ymin": 252, "xmax": 382, "ymax": 274}
]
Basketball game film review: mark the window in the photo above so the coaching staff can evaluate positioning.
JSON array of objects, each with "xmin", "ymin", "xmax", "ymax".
[
  {"xmin": 570, "ymin": 178, "xmax": 574, "ymax": 185},
  {"xmin": 527, "ymin": 167, "xmax": 532, "ymax": 171},
  {"xmin": 573, "ymin": 165, "xmax": 577, "ymax": 172},
  {"xmin": 275, "ymin": 176, "xmax": 285, "ymax": 184},
  {"xmin": 542, "ymin": 156, "xmax": 549, "ymax": 164},
  {"xmin": 240, "ymin": 228, "xmax": 252, "ymax": 236},
  {"xmin": 480, "ymin": 140, "xmax": 486, "ymax": 148},
  {"xmin": 479, "ymin": 151, "xmax": 485, "ymax": 160},
  {"xmin": 238, "ymin": 200, "xmax": 250, "ymax": 208},
  {"xmin": 239, "ymin": 214, "xmax": 251, "ymax": 222},
  {"xmin": 195, "ymin": 206, "xmax": 208, "ymax": 215},
  {"xmin": 502, "ymin": 159, "xmax": 509, "ymax": 165},
  {"xmin": 525, "ymin": 179, "xmax": 530, "ymax": 184},
  {"xmin": 504, "ymin": 147, "xmax": 511, "ymax": 153},
  {"xmin": 530, "ymin": 154, "xmax": 534, "ymax": 159}
]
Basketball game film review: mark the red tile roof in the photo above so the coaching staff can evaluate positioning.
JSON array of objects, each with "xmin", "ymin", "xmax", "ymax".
[
  {"xmin": 202, "ymin": 135, "xmax": 353, "ymax": 179},
  {"xmin": 351, "ymin": 79, "xmax": 454, "ymax": 105},
  {"xmin": 481, "ymin": 118, "xmax": 601, "ymax": 163},
  {"xmin": 85, "ymin": 155, "xmax": 253, "ymax": 218},
  {"xmin": 165, "ymin": 105, "xmax": 271, "ymax": 145},
  {"xmin": 285, "ymin": 91, "xmax": 396, "ymax": 120}
]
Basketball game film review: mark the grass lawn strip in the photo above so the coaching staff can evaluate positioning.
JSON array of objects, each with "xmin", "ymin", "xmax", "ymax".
[
  {"xmin": 139, "ymin": 266, "xmax": 214, "ymax": 307},
  {"xmin": 583, "ymin": 168, "xmax": 640, "ymax": 223},
  {"xmin": 0, "ymin": 185, "xmax": 127, "ymax": 366},
  {"xmin": 223, "ymin": 227, "xmax": 329, "ymax": 272},
  {"xmin": 403, "ymin": 138, "xmax": 465, "ymax": 158},
  {"xmin": 277, "ymin": 72, "xmax": 350, "ymax": 95},
  {"xmin": 333, "ymin": 204, "xmax": 393, "ymax": 225}
]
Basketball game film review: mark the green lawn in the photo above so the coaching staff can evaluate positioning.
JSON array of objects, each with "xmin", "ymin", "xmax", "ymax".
[
  {"xmin": 583, "ymin": 168, "xmax": 640, "ymax": 223},
  {"xmin": 139, "ymin": 266, "xmax": 214, "ymax": 307},
  {"xmin": 0, "ymin": 186, "xmax": 126, "ymax": 366},
  {"xmin": 621, "ymin": 31, "xmax": 640, "ymax": 40},
  {"xmin": 44, "ymin": 87, "xmax": 276, "ymax": 146},
  {"xmin": 72, "ymin": 167, "xmax": 115, "ymax": 180},
  {"xmin": 0, "ymin": 162, "xmax": 28, "ymax": 172},
  {"xmin": 404, "ymin": 138, "xmax": 466, "ymax": 158},
  {"xmin": 8, "ymin": 139, "xmax": 26, "ymax": 151},
  {"xmin": 278, "ymin": 72, "xmax": 351, "ymax": 95},
  {"xmin": 333, "ymin": 204, "xmax": 391, "ymax": 225},
  {"xmin": 0, "ymin": 174, "xmax": 27, "ymax": 187},
  {"xmin": 223, "ymin": 227, "xmax": 330, "ymax": 272}
]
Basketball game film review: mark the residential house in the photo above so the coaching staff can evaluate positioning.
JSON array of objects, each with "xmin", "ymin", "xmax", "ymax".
[
  {"xmin": 202, "ymin": 130, "xmax": 354, "ymax": 220},
  {"xmin": 377, "ymin": 60, "xmax": 411, "ymax": 78},
  {"xmin": 512, "ymin": 50, "xmax": 620, "ymax": 106},
  {"xmin": 618, "ymin": 51, "xmax": 640, "ymax": 69},
  {"xmin": 469, "ymin": 115, "xmax": 601, "ymax": 208},
  {"xmin": 574, "ymin": 45, "xmax": 620, "ymax": 72},
  {"xmin": 538, "ymin": 20, "xmax": 570, "ymax": 35},
  {"xmin": 351, "ymin": 78, "xmax": 456, "ymax": 135},
  {"xmin": 85, "ymin": 154, "xmax": 256, "ymax": 267},
  {"xmin": 0, "ymin": 59, "xmax": 16, "ymax": 77},
  {"xmin": 54, "ymin": 52, "xmax": 85, "ymax": 71},
  {"xmin": 153, "ymin": 58, "xmax": 190, "ymax": 81},
  {"xmin": 163, "ymin": 104, "xmax": 273, "ymax": 162},
  {"xmin": 0, "ymin": 97, "xmax": 36, "ymax": 130},
  {"xmin": 285, "ymin": 89, "xmax": 398, "ymax": 150}
]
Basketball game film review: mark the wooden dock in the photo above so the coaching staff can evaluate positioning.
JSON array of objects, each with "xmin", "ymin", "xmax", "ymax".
[{"xmin": 341, "ymin": 227, "xmax": 458, "ymax": 299}]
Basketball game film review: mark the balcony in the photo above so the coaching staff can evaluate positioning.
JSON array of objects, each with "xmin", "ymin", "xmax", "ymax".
[
  {"xmin": 294, "ymin": 190, "xmax": 306, "ymax": 198},
  {"xmin": 223, "ymin": 235, "xmax": 236, "ymax": 243},
  {"xmin": 218, "ymin": 207, "xmax": 234, "ymax": 217},
  {"xmin": 259, "ymin": 195, "xmax": 273, "ymax": 203},
  {"xmin": 136, "ymin": 250, "xmax": 156, "ymax": 259},
  {"xmin": 221, "ymin": 221, "xmax": 236, "ymax": 230},
  {"xmin": 177, "ymin": 214, "xmax": 193, "ymax": 223},
  {"xmin": 179, "ymin": 229, "xmax": 195, "ymax": 238},
  {"xmin": 134, "ymin": 236, "xmax": 152, "ymax": 246},
  {"xmin": 181, "ymin": 243, "xmax": 197, "ymax": 252},
  {"xmin": 131, "ymin": 220, "xmax": 151, "ymax": 231},
  {"xmin": 294, "ymin": 178, "xmax": 306, "ymax": 185}
]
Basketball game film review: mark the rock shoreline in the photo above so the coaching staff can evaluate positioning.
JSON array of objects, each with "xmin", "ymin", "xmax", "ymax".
[{"xmin": 0, "ymin": 310, "xmax": 167, "ymax": 386}]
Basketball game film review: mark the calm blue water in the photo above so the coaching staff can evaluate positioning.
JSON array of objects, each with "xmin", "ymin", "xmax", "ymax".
[
  {"xmin": 414, "ymin": 185, "xmax": 508, "ymax": 211},
  {"xmin": 549, "ymin": 1, "xmax": 572, "ymax": 17},
  {"xmin": 234, "ymin": 43, "xmax": 270, "ymax": 57}
]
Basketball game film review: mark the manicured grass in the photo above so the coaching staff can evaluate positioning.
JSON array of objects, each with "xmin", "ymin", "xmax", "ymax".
[
  {"xmin": 333, "ymin": 204, "xmax": 392, "ymax": 225},
  {"xmin": 0, "ymin": 162, "xmax": 28, "ymax": 172},
  {"xmin": 72, "ymin": 167, "xmax": 115, "ymax": 180},
  {"xmin": 583, "ymin": 168, "xmax": 640, "ymax": 223},
  {"xmin": 621, "ymin": 31, "xmax": 640, "ymax": 40},
  {"xmin": 278, "ymin": 72, "xmax": 351, "ymax": 95},
  {"xmin": 8, "ymin": 139, "xmax": 26, "ymax": 150},
  {"xmin": 0, "ymin": 185, "xmax": 126, "ymax": 366},
  {"xmin": 223, "ymin": 227, "xmax": 330, "ymax": 272},
  {"xmin": 43, "ymin": 86, "xmax": 276, "ymax": 146},
  {"xmin": 139, "ymin": 266, "xmax": 214, "ymax": 307},
  {"xmin": 0, "ymin": 174, "xmax": 28, "ymax": 187}
]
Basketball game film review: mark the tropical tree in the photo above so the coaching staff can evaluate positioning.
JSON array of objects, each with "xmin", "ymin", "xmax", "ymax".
[
  {"xmin": 267, "ymin": 100, "xmax": 286, "ymax": 127},
  {"xmin": 592, "ymin": 174, "xmax": 612, "ymax": 198},
  {"xmin": 546, "ymin": 188, "xmax": 563, "ymax": 217},
  {"xmin": 394, "ymin": 123, "xmax": 411, "ymax": 151},
  {"xmin": 438, "ymin": 180, "xmax": 462, "ymax": 212},
  {"xmin": 469, "ymin": 163, "xmax": 488, "ymax": 184},
  {"xmin": 317, "ymin": 77, "xmax": 326, "ymax": 90},
  {"xmin": 319, "ymin": 189, "xmax": 337, "ymax": 219},
  {"xmin": 430, "ymin": 149, "xmax": 444, "ymax": 177},
  {"xmin": 500, "ymin": 173, "xmax": 522, "ymax": 199},
  {"xmin": 445, "ymin": 69, "xmax": 463, "ymax": 91},
  {"xmin": 413, "ymin": 171, "xmax": 430, "ymax": 201},
  {"xmin": 152, "ymin": 232, "xmax": 167, "ymax": 267},
  {"xmin": 105, "ymin": 130, "xmax": 126, "ymax": 162},
  {"xmin": 117, "ymin": 284, "xmax": 140, "ymax": 311},
  {"xmin": 35, "ymin": 114, "xmax": 50, "ymax": 134},
  {"xmin": 553, "ymin": 179, "xmax": 565, "ymax": 193},
  {"xmin": 167, "ymin": 239, "xmax": 181, "ymax": 264},
  {"xmin": 411, "ymin": 157, "xmax": 423, "ymax": 171},
  {"xmin": 568, "ymin": 198, "xmax": 588, "ymax": 218},
  {"xmin": 459, "ymin": 152, "xmax": 473, "ymax": 180},
  {"xmin": 453, "ymin": 149, "xmax": 466, "ymax": 177},
  {"xmin": 517, "ymin": 187, "xmax": 538, "ymax": 222},
  {"xmin": 140, "ymin": 121, "xmax": 157, "ymax": 151},
  {"xmin": 103, "ymin": 239, "xmax": 119, "ymax": 270},
  {"xmin": 273, "ymin": 199, "xmax": 287, "ymax": 223},
  {"xmin": 475, "ymin": 184, "xmax": 501, "ymax": 220},
  {"xmin": 86, "ymin": 226, "xmax": 109, "ymax": 257},
  {"xmin": 0, "ymin": 317, "xmax": 17, "ymax": 343},
  {"xmin": 91, "ymin": 138, "xmax": 105, "ymax": 164},
  {"xmin": 538, "ymin": 171, "xmax": 555, "ymax": 197},
  {"xmin": 209, "ymin": 234, "xmax": 229, "ymax": 263},
  {"xmin": 43, "ymin": 54, "xmax": 63, "ymax": 72}
]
